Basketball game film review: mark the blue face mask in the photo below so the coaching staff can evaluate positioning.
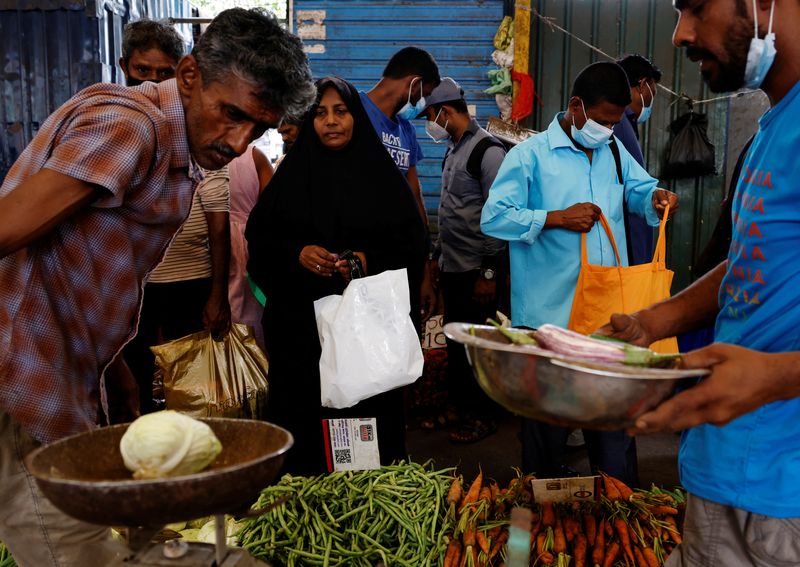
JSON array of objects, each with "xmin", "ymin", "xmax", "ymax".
[
  {"xmin": 638, "ymin": 83, "xmax": 654, "ymax": 124},
  {"xmin": 571, "ymin": 99, "xmax": 613, "ymax": 149},
  {"xmin": 743, "ymin": 0, "xmax": 776, "ymax": 89},
  {"xmin": 397, "ymin": 78, "xmax": 425, "ymax": 121}
]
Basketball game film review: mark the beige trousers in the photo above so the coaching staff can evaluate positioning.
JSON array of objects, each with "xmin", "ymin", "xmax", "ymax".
[
  {"xmin": 0, "ymin": 411, "xmax": 128, "ymax": 567},
  {"xmin": 665, "ymin": 494, "xmax": 800, "ymax": 567}
]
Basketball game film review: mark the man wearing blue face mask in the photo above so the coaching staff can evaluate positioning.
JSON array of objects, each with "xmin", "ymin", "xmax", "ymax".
[
  {"xmin": 481, "ymin": 61, "xmax": 678, "ymax": 484},
  {"xmin": 596, "ymin": 0, "xmax": 800, "ymax": 565},
  {"xmin": 361, "ymin": 46, "xmax": 441, "ymax": 320},
  {"xmin": 614, "ymin": 54, "xmax": 663, "ymax": 266}
]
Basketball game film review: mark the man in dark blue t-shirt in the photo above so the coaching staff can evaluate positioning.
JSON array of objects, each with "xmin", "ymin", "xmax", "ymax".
[{"xmin": 361, "ymin": 46, "xmax": 441, "ymax": 320}]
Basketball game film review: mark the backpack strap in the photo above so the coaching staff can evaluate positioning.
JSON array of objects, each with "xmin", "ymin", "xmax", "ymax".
[
  {"xmin": 466, "ymin": 136, "xmax": 506, "ymax": 179},
  {"xmin": 609, "ymin": 138, "xmax": 634, "ymax": 262}
]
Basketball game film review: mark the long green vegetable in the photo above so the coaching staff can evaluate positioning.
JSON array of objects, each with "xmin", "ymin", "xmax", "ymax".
[
  {"xmin": 0, "ymin": 543, "xmax": 16, "ymax": 567},
  {"xmin": 487, "ymin": 319, "xmax": 538, "ymax": 346},
  {"xmin": 238, "ymin": 461, "xmax": 455, "ymax": 566}
]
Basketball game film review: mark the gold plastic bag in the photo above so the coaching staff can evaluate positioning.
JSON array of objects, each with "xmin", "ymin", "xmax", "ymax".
[{"xmin": 151, "ymin": 323, "xmax": 269, "ymax": 419}]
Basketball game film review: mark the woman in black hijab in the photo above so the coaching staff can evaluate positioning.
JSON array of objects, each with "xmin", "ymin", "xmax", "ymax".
[{"xmin": 246, "ymin": 77, "xmax": 427, "ymax": 475}]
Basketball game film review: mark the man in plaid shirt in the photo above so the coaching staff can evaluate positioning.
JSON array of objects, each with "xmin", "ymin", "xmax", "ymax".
[{"xmin": 0, "ymin": 8, "xmax": 314, "ymax": 566}]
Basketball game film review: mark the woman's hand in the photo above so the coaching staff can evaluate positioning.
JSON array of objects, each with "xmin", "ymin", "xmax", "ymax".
[
  {"xmin": 335, "ymin": 251, "xmax": 367, "ymax": 282},
  {"xmin": 299, "ymin": 245, "xmax": 339, "ymax": 277}
]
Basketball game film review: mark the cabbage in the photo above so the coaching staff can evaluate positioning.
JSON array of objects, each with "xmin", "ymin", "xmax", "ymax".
[
  {"xmin": 120, "ymin": 411, "xmax": 222, "ymax": 479},
  {"xmin": 178, "ymin": 528, "xmax": 201, "ymax": 542},
  {"xmin": 195, "ymin": 517, "xmax": 240, "ymax": 546}
]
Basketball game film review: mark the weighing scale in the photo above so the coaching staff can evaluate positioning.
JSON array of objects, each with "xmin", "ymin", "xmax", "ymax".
[{"xmin": 25, "ymin": 418, "xmax": 293, "ymax": 566}]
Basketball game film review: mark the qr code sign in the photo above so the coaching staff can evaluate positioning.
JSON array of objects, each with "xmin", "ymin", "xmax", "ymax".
[{"xmin": 334, "ymin": 449, "xmax": 352, "ymax": 464}]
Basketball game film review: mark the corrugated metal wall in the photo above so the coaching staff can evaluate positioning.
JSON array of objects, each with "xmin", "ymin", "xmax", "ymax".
[
  {"xmin": 0, "ymin": 0, "xmax": 194, "ymax": 184},
  {"xmin": 527, "ymin": 0, "xmax": 744, "ymax": 290},
  {"xmin": 294, "ymin": 0, "xmax": 505, "ymax": 233}
]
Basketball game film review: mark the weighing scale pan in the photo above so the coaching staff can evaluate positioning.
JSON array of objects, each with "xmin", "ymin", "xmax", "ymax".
[{"xmin": 25, "ymin": 418, "xmax": 293, "ymax": 527}]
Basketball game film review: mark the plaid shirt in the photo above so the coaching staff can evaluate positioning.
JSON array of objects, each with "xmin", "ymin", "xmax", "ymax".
[{"xmin": 0, "ymin": 80, "xmax": 196, "ymax": 444}]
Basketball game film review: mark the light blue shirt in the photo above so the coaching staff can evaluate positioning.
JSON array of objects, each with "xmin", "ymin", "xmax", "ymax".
[
  {"xmin": 480, "ymin": 113, "xmax": 659, "ymax": 328},
  {"xmin": 679, "ymin": 79, "xmax": 800, "ymax": 518}
]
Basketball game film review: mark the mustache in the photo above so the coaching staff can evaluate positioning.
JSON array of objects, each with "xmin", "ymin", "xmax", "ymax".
[
  {"xmin": 209, "ymin": 143, "xmax": 238, "ymax": 159},
  {"xmin": 685, "ymin": 46, "xmax": 717, "ymax": 62}
]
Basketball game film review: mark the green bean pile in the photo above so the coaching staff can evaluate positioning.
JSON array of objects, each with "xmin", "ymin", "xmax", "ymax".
[
  {"xmin": 238, "ymin": 461, "xmax": 455, "ymax": 566},
  {"xmin": 0, "ymin": 543, "xmax": 16, "ymax": 567}
]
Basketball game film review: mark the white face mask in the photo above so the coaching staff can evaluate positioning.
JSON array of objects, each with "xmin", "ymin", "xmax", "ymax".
[
  {"xmin": 570, "ymin": 99, "xmax": 613, "ymax": 149},
  {"xmin": 638, "ymin": 83, "xmax": 655, "ymax": 123},
  {"xmin": 397, "ymin": 77, "xmax": 426, "ymax": 121},
  {"xmin": 743, "ymin": 0, "xmax": 777, "ymax": 89},
  {"xmin": 425, "ymin": 108, "xmax": 449, "ymax": 143}
]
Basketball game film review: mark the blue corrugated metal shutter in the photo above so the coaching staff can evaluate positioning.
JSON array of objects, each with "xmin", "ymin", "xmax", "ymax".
[{"xmin": 294, "ymin": 0, "xmax": 505, "ymax": 228}]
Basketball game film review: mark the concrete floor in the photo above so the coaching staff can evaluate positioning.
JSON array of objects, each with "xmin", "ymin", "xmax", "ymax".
[{"xmin": 406, "ymin": 411, "xmax": 681, "ymax": 489}]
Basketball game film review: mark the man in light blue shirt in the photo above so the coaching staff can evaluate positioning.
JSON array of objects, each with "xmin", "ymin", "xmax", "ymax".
[{"xmin": 481, "ymin": 62, "xmax": 677, "ymax": 483}]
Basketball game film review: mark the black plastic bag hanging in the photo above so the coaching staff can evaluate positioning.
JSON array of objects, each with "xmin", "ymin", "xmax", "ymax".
[{"xmin": 662, "ymin": 111, "xmax": 716, "ymax": 179}]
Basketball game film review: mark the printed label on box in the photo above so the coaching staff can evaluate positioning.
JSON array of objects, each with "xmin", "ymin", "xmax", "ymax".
[
  {"xmin": 421, "ymin": 314, "xmax": 447, "ymax": 350},
  {"xmin": 530, "ymin": 475, "xmax": 600, "ymax": 503},
  {"xmin": 323, "ymin": 417, "xmax": 380, "ymax": 472}
]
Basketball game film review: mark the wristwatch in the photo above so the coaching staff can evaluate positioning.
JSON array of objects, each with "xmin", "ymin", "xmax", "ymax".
[{"xmin": 480, "ymin": 268, "xmax": 496, "ymax": 280}]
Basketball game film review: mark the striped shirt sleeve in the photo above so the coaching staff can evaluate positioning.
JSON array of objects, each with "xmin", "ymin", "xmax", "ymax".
[{"xmin": 197, "ymin": 166, "xmax": 230, "ymax": 213}]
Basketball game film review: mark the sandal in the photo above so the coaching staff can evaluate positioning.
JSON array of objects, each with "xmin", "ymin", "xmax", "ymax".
[
  {"xmin": 448, "ymin": 419, "xmax": 497, "ymax": 444},
  {"xmin": 419, "ymin": 408, "xmax": 460, "ymax": 431}
]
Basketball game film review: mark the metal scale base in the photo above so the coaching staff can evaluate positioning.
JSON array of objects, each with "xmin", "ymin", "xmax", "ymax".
[{"xmin": 121, "ymin": 542, "xmax": 268, "ymax": 566}]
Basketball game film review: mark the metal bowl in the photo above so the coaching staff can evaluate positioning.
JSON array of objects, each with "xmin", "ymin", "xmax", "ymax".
[
  {"xmin": 444, "ymin": 323, "xmax": 709, "ymax": 430},
  {"xmin": 24, "ymin": 418, "xmax": 293, "ymax": 527}
]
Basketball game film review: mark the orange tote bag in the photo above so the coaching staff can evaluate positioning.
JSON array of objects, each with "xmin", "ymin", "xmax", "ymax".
[{"xmin": 567, "ymin": 206, "xmax": 679, "ymax": 354}]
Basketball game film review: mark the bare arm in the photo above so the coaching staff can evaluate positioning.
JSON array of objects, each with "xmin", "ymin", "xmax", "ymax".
[
  {"xmin": 405, "ymin": 165, "xmax": 429, "ymax": 227},
  {"xmin": 204, "ymin": 210, "xmax": 232, "ymax": 340},
  {"xmin": 405, "ymin": 165, "xmax": 436, "ymax": 320},
  {"xmin": 0, "ymin": 168, "xmax": 100, "ymax": 258},
  {"xmin": 629, "ymin": 345, "xmax": 800, "ymax": 434},
  {"xmin": 252, "ymin": 146, "xmax": 274, "ymax": 194}
]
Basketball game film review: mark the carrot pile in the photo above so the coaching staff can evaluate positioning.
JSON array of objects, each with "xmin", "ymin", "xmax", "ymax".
[{"xmin": 442, "ymin": 470, "xmax": 685, "ymax": 567}]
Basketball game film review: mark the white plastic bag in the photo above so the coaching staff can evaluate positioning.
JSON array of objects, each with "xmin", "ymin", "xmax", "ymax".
[{"xmin": 314, "ymin": 268, "xmax": 423, "ymax": 409}]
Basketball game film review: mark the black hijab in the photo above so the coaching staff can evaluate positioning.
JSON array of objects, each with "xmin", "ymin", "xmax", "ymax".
[{"xmin": 246, "ymin": 76, "xmax": 427, "ymax": 312}]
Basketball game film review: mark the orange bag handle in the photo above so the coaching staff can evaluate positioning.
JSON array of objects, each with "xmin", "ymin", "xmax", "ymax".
[
  {"xmin": 580, "ymin": 213, "xmax": 622, "ymax": 267},
  {"xmin": 651, "ymin": 203, "xmax": 671, "ymax": 265},
  {"xmin": 580, "ymin": 203, "xmax": 671, "ymax": 268}
]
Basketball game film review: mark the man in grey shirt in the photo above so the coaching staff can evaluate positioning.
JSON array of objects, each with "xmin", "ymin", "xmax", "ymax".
[{"xmin": 420, "ymin": 78, "xmax": 507, "ymax": 443}]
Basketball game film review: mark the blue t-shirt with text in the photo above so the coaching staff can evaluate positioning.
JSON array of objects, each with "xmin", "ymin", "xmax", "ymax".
[
  {"xmin": 359, "ymin": 91, "xmax": 423, "ymax": 174},
  {"xmin": 679, "ymin": 79, "xmax": 800, "ymax": 518}
]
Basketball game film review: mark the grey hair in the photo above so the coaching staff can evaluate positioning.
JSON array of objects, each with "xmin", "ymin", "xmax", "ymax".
[
  {"xmin": 192, "ymin": 8, "xmax": 316, "ymax": 119},
  {"xmin": 122, "ymin": 19, "xmax": 184, "ymax": 64}
]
